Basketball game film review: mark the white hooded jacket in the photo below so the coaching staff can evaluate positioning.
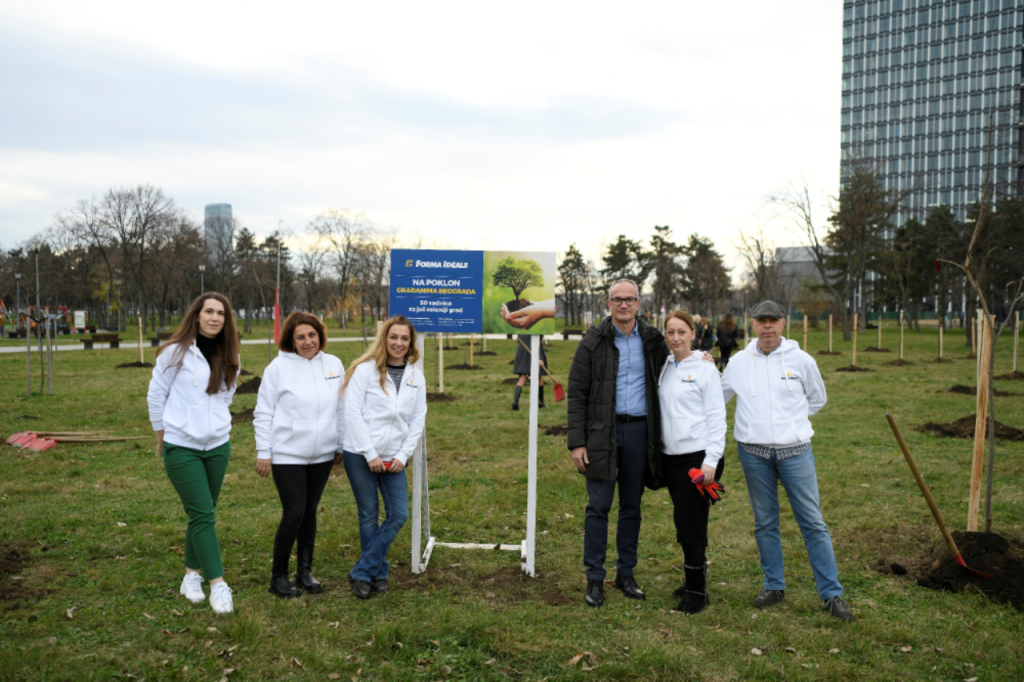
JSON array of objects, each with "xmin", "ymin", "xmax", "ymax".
[
  {"xmin": 656, "ymin": 353, "xmax": 727, "ymax": 468},
  {"xmin": 148, "ymin": 340, "xmax": 238, "ymax": 451},
  {"xmin": 253, "ymin": 350, "xmax": 345, "ymax": 465},
  {"xmin": 343, "ymin": 360, "xmax": 427, "ymax": 465},
  {"xmin": 721, "ymin": 336, "xmax": 827, "ymax": 447}
]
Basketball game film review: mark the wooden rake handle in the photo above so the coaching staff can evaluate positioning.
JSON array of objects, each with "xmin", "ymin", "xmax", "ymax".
[
  {"xmin": 885, "ymin": 413, "xmax": 961, "ymax": 559},
  {"xmin": 517, "ymin": 337, "xmax": 560, "ymax": 384}
]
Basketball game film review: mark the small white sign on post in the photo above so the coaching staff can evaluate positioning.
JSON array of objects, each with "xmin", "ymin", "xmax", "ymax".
[{"xmin": 74, "ymin": 310, "xmax": 86, "ymax": 331}]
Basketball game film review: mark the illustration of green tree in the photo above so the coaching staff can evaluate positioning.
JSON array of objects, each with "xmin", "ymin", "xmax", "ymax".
[{"xmin": 492, "ymin": 256, "xmax": 545, "ymax": 310}]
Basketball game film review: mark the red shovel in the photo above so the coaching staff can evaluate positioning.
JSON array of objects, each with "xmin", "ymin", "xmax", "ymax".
[
  {"xmin": 517, "ymin": 338, "xmax": 566, "ymax": 402},
  {"xmin": 25, "ymin": 436, "xmax": 150, "ymax": 452},
  {"xmin": 886, "ymin": 413, "xmax": 993, "ymax": 579}
]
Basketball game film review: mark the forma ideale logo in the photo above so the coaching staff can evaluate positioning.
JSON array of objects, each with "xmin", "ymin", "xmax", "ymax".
[{"xmin": 406, "ymin": 259, "xmax": 414, "ymax": 267}]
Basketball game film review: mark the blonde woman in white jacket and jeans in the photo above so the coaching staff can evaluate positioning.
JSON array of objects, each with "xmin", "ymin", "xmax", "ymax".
[
  {"xmin": 341, "ymin": 315, "xmax": 427, "ymax": 599},
  {"xmin": 147, "ymin": 293, "xmax": 240, "ymax": 615},
  {"xmin": 657, "ymin": 310, "xmax": 727, "ymax": 615},
  {"xmin": 253, "ymin": 312, "xmax": 345, "ymax": 598},
  {"xmin": 721, "ymin": 301, "xmax": 853, "ymax": 622}
]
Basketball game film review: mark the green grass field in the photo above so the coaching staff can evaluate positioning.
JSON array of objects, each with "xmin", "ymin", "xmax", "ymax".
[{"xmin": 1, "ymin": 325, "xmax": 1022, "ymax": 681}]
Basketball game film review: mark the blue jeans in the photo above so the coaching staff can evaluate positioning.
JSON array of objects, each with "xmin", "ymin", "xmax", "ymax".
[
  {"xmin": 737, "ymin": 443, "xmax": 843, "ymax": 600},
  {"xmin": 343, "ymin": 452, "xmax": 409, "ymax": 582},
  {"xmin": 583, "ymin": 420, "xmax": 646, "ymax": 581}
]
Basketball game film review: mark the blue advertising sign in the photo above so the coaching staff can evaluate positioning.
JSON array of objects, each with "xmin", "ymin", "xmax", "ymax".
[{"xmin": 390, "ymin": 249, "xmax": 484, "ymax": 332}]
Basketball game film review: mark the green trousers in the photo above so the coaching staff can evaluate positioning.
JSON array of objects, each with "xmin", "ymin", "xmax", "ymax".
[{"xmin": 163, "ymin": 441, "xmax": 231, "ymax": 580}]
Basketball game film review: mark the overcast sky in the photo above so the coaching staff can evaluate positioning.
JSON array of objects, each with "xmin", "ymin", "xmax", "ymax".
[{"xmin": 0, "ymin": 1, "xmax": 842, "ymax": 277}]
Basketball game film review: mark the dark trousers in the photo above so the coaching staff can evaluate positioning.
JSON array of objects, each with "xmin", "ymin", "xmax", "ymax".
[
  {"xmin": 271, "ymin": 460, "xmax": 334, "ymax": 557},
  {"xmin": 584, "ymin": 420, "xmax": 647, "ymax": 581},
  {"xmin": 718, "ymin": 347, "xmax": 734, "ymax": 368},
  {"xmin": 662, "ymin": 452, "xmax": 725, "ymax": 546}
]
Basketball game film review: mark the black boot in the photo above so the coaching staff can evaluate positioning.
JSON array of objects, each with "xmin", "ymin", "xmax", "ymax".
[
  {"xmin": 512, "ymin": 385, "xmax": 522, "ymax": 411},
  {"xmin": 269, "ymin": 554, "xmax": 301, "ymax": 598},
  {"xmin": 676, "ymin": 562, "xmax": 709, "ymax": 614},
  {"xmin": 296, "ymin": 545, "xmax": 323, "ymax": 594},
  {"xmin": 538, "ymin": 386, "xmax": 546, "ymax": 408}
]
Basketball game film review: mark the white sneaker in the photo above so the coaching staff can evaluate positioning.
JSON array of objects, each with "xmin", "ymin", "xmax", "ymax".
[
  {"xmin": 209, "ymin": 582, "xmax": 234, "ymax": 615},
  {"xmin": 179, "ymin": 572, "xmax": 205, "ymax": 603}
]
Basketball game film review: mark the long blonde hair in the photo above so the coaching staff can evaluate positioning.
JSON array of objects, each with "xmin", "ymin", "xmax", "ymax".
[{"xmin": 342, "ymin": 316, "xmax": 420, "ymax": 394}]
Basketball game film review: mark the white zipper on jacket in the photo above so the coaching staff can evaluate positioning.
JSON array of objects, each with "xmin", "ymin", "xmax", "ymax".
[
  {"xmin": 781, "ymin": 350, "xmax": 792, "ymax": 392},
  {"xmin": 381, "ymin": 371, "xmax": 400, "ymax": 458},
  {"xmin": 312, "ymin": 354, "xmax": 322, "ymax": 455}
]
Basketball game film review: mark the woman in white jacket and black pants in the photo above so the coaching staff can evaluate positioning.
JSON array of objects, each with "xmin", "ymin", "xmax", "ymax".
[
  {"xmin": 341, "ymin": 315, "xmax": 427, "ymax": 599},
  {"xmin": 147, "ymin": 293, "xmax": 240, "ymax": 615},
  {"xmin": 657, "ymin": 309, "xmax": 727, "ymax": 615},
  {"xmin": 253, "ymin": 312, "xmax": 345, "ymax": 598}
]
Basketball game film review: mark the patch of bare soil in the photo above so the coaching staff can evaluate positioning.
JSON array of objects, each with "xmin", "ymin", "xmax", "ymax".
[
  {"xmin": 391, "ymin": 565, "xmax": 574, "ymax": 606},
  {"xmin": 932, "ymin": 357, "xmax": 956, "ymax": 363},
  {"xmin": 505, "ymin": 299, "xmax": 533, "ymax": 314},
  {"xmin": 116, "ymin": 361, "xmax": 154, "ymax": 368},
  {"xmin": 476, "ymin": 351, "xmax": 497, "ymax": 356},
  {"xmin": 914, "ymin": 414, "xmax": 1024, "ymax": 441},
  {"xmin": 836, "ymin": 365, "xmax": 874, "ymax": 372},
  {"xmin": 446, "ymin": 364, "xmax": 484, "ymax": 370},
  {"xmin": 938, "ymin": 384, "xmax": 1021, "ymax": 397},
  {"xmin": 18, "ymin": 415, "xmax": 39, "ymax": 420},
  {"xmin": 883, "ymin": 359, "xmax": 914, "ymax": 366},
  {"xmin": 962, "ymin": 353, "xmax": 978, "ymax": 360},
  {"xmin": 231, "ymin": 408, "xmax": 255, "ymax": 424},
  {"xmin": 874, "ymin": 531, "xmax": 1024, "ymax": 611},
  {"xmin": 236, "ymin": 377, "xmax": 262, "ymax": 394},
  {"xmin": 442, "ymin": 346, "xmax": 461, "ymax": 351},
  {"xmin": 996, "ymin": 371, "xmax": 1024, "ymax": 381},
  {"xmin": 865, "ymin": 347, "xmax": 891, "ymax": 353},
  {"xmin": 544, "ymin": 424, "xmax": 569, "ymax": 436},
  {"xmin": 427, "ymin": 393, "xmax": 457, "ymax": 403},
  {"xmin": 0, "ymin": 540, "xmax": 46, "ymax": 606},
  {"xmin": 817, "ymin": 351, "xmax": 842, "ymax": 356}
]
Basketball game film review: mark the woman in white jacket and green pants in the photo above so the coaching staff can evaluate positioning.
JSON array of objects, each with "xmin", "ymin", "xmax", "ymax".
[
  {"xmin": 147, "ymin": 293, "xmax": 240, "ymax": 615},
  {"xmin": 253, "ymin": 312, "xmax": 345, "ymax": 598},
  {"xmin": 341, "ymin": 316, "xmax": 427, "ymax": 599},
  {"xmin": 657, "ymin": 309, "xmax": 727, "ymax": 615}
]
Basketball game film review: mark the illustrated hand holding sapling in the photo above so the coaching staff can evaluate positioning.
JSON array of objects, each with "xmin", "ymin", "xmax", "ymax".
[{"xmin": 502, "ymin": 299, "xmax": 555, "ymax": 330}]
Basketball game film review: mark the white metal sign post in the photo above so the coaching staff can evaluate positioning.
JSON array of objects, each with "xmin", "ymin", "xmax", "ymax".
[{"xmin": 410, "ymin": 334, "xmax": 539, "ymax": 577}]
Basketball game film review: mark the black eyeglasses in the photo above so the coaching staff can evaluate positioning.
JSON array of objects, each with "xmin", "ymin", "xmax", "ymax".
[{"xmin": 609, "ymin": 297, "xmax": 638, "ymax": 306}]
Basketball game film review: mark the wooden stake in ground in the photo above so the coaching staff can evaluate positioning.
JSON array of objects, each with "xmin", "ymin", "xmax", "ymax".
[
  {"xmin": 438, "ymin": 333, "xmax": 444, "ymax": 393},
  {"xmin": 939, "ymin": 315, "xmax": 944, "ymax": 359},
  {"xmin": 828, "ymin": 314, "xmax": 833, "ymax": 353},
  {"xmin": 25, "ymin": 318, "xmax": 31, "ymax": 396},
  {"xmin": 138, "ymin": 317, "xmax": 144, "ymax": 364},
  {"xmin": 1014, "ymin": 311, "xmax": 1019, "ymax": 373},
  {"xmin": 803, "ymin": 315, "xmax": 808, "ymax": 352},
  {"xmin": 877, "ymin": 311, "xmax": 882, "ymax": 349},
  {"xmin": 852, "ymin": 314, "xmax": 858, "ymax": 367},
  {"xmin": 967, "ymin": 313, "xmax": 993, "ymax": 531},
  {"xmin": 470, "ymin": 333, "xmax": 474, "ymax": 367},
  {"xmin": 744, "ymin": 313, "xmax": 749, "ymax": 344},
  {"xmin": 972, "ymin": 310, "xmax": 978, "ymax": 356},
  {"xmin": 46, "ymin": 310, "xmax": 53, "ymax": 395},
  {"xmin": 483, "ymin": 333, "xmax": 487, "ymax": 353},
  {"xmin": 899, "ymin": 309, "xmax": 905, "ymax": 360}
]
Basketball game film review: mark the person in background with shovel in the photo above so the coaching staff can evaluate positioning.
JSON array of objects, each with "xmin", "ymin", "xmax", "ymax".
[
  {"xmin": 720, "ymin": 300, "xmax": 854, "ymax": 622},
  {"xmin": 511, "ymin": 334, "xmax": 548, "ymax": 411}
]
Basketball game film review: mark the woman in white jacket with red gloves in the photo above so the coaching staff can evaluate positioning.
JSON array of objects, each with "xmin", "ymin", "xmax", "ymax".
[
  {"xmin": 341, "ymin": 315, "xmax": 427, "ymax": 599},
  {"xmin": 657, "ymin": 309, "xmax": 727, "ymax": 615},
  {"xmin": 253, "ymin": 312, "xmax": 345, "ymax": 598}
]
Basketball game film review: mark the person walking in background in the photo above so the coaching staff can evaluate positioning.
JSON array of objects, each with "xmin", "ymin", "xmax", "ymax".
[
  {"xmin": 720, "ymin": 300, "xmax": 853, "ymax": 622},
  {"xmin": 342, "ymin": 316, "xmax": 427, "ymax": 599},
  {"xmin": 657, "ymin": 310, "xmax": 727, "ymax": 614},
  {"xmin": 253, "ymin": 312, "xmax": 345, "ymax": 598},
  {"xmin": 715, "ymin": 314, "xmax": 739, "ymax": 369},
  {"xmin": 511, "ymin": 333, "xmax": 546, "ymax": 411},
  {"xmin": 691, "ymin": 314, "xmax": 705, "ymax": 351},
  {"xmin": 567, "ymin": 279, "xmax": 670, "ymax": 608},
  {"xmin": 147, "ymin": 293, "xmax": 240, "ymax": 615}
]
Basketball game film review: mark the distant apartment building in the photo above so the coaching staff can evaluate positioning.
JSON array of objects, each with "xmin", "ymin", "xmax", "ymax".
[
  {"xmin": 204, "ymin": 203, "xmax": 233, "ymax": 264},
  {"xmin": 840, "ymin": 0, "xmax": 1022, "ymax": 229}
]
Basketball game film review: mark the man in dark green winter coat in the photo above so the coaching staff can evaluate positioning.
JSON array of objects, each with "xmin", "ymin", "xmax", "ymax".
[{"xmin": 567, "ymin": 279, "xmax": 670, "ymax": 608}]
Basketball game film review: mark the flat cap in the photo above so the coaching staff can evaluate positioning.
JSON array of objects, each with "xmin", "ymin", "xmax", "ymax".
[{"xmin": 750, "ymin": 300, "xmax": 786, "ymax": 319}]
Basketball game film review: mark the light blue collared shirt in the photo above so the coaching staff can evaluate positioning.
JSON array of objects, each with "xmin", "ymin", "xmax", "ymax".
[{"xmin": 614, "ymin": 322, "xmax": 646, "ymax": 416}]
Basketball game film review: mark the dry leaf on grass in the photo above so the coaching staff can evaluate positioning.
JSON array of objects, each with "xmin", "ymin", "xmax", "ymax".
[
  {"xmin": 751, "ymin": 648, "xmax": 763, "ymax": 656},
  {"xmin": 828, "ymin": 648, "xmax": 840, "ymax": 654},
  {"xmin": 207, "ymin": 627, "xmax": 220, "ymax": 634},
  {"xmin": 900, "ymin": 646, "xmax": 913, "ymax": 653},
  {"xmin": 291, "ymin": 656, "xmax": 304, "ymax": 668},
  {"xmin": 785, "ymin": 647, "xmax": 797, "ymax": 654},
  {"xmin": 327, "ymin": 675, "xmax": 340, "ymax": 680},
  {"xmin": 568, "ymin": 653, "xmax": 584, "ymax": 665},
  {"xmin": 391, "ymin": 642, "xmax": 403, "ymax": 650},
  {"xmin": 327, "ymin": 622, "xmax": 340, "ymax": 630},
  {"xmin": 171, "ymin": 609, "xmax": 183, "ymax": 617},
  {"xmin": 441, "ymin": 665, "xmax": 452, "ymax": 675},
  {"xmin": 142, "ymin": 612, "xmax": 155, "ymax": 620},
  {"xmin": 65, "ymin": 607, "xmax": 76, "ymax": 620},
  {"xmin": 482, "ymin": 658, "xmax": 496, "ymax": 667}
]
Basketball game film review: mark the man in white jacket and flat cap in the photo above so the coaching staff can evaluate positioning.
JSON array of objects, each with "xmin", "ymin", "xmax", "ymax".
[{"xmin": 721, "ymin": 300, "xmax": 854, "ymax": 622}]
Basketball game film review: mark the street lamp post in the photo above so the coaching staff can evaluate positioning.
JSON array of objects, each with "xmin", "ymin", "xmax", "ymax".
[
  {"xmin": 199, "ymin": 264, "xmax": 206, "ymax": 295},
  {"xmin": 14, "ymin": 273, "xmax": 20, "ymax": 327},
  {"xmin": 116, "ymin": 279, "xmax": 122, "ymax": 332}
]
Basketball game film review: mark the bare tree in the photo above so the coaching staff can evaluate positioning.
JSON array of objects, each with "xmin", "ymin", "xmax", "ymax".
[
  {"xmin": 735, "ymin": 225, "xmax": 784, "ymax": 304},
  {"xmin": 310, "ymin": 209, "xmax": 371, "ymax": 328}
]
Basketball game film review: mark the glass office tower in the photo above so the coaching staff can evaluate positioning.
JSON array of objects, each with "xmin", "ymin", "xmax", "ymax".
[{"xmin": 840, "ymin": 0, "xmax": 1022, "ymax": 229}]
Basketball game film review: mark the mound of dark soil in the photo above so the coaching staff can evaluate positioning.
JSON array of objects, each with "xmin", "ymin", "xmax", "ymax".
[
  {"xmin": 240, "ymin": 368, "xmax": 254, "ymax": 376},
  {"xmin": 962, "ymin": 353, "xmax": 978, "ymax": 360},
  {"xmin": 505, "ymin": 299, "xmax": 533, "ymax": 314},
  {"xmin": 817, "ymin": 351, "xmax": 842, "ymax": 356},
  {"xmin": 544, "ymin": 424, "xmax": 569, "ymax": 436},
  {"xmin": 865, "ymin": 347, "xmax": 891, "ymax": 353},
  {"xmin": 116, "ymin": 361, "xmax": 154, "ymax": 368},
  {"xmin": 938, "ymin": 384, "xmax": 1021, "ymax": 397},
  {"xmin": 446, "ymin": 364, "xmax": 483, "ymax": 370},
  {"xmin": 236, "ymin": 377, "xmax": 262, "ymax": 394},
  {"xmin": 875, "ymin": 531, "xmax": 1024, "ymax": 611},
  {"xmin": 427, "ymin": 393, "xmax": 457, "ymax": 403},
  {"xmin": 18, "ymin": 415, "xmax": 39, "ymax": 421},
  {"xmin": 932, "ymin": 357, "xmax": 956, "ymax": 364},
  {"xmin": 836, "ymin": 365, "xmax": 874, "ymax": 372},
  {"xmin": 502, "ymin": 377, "xmax": 529, "ymax": 385},
  {"xmin": 231, "ymin": 408, "xmax": 254, "ymax": 424},
  {"xmin": 996, "ymin": 371, "xmax": 1024, "ymax": 381},
  {"xmin": 442, "ymin": 346, "xmax": 461, "ymax": 351},
  {"xmin": 883, "ymin": 359, "xmax": 914, "ymax": 366},
  {"xmin": 476, "ymin": 351, "xmax": 497, "ymax": 356},
  {"xmin": 914, "ymin": 414, "xmax": 1024, "ymax": 441}
]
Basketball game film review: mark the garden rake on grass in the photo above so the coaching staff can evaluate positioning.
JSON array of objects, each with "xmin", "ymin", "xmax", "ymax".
[
  {"xmin": 517, "ymin": 337, "xmax": 566, "ymax": 402},
  {"xmin": 24, "ymin": 435, "xmax": 151, "ymax": 452},
  {"xmin": 886, "ymin": 413, "xmax": 993, "ymax": 579},
  {"xmin": 7, "ymin": 430, "xmax": 113, "ymax": 447}
]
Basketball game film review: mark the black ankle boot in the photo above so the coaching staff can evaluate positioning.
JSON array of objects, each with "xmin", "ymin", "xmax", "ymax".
[
  {"xmin": 676, "ymin": 562, "xmax": 709, "ymax": 614},
  {"xmin": 512, "ymin": 385, "xmax": 522, "ymax": 411},
  {"xmin": 269, "ymin": 553, "xmax": 301, "ymax": 598},
  {"xmin": 538, "ymin": 386, "xmax": 546, "ymax": 408},
  {"xmin": 296, "ymin": 545, "xmax": 322, "ymax": 594}
]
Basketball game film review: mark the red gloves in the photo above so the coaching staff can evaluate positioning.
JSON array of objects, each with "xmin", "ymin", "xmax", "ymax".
[{"xmin": 689, "ymin": 468, "xmax": 725, "ymax": 506}]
